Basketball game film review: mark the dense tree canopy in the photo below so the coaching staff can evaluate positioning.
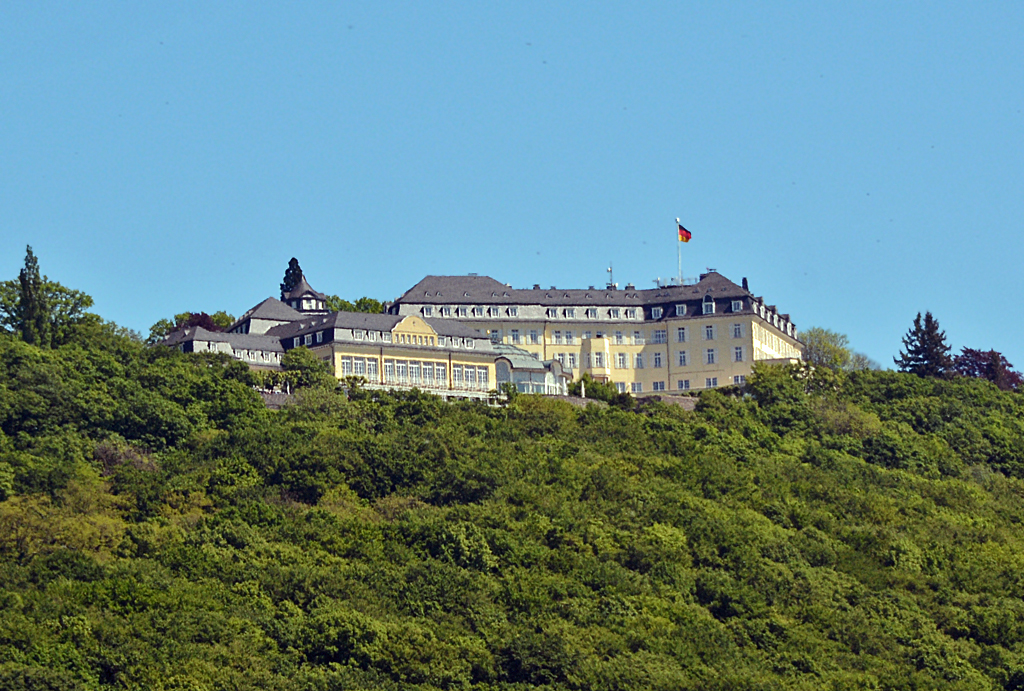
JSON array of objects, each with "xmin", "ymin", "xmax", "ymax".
[
  {"xmin": 324, "ymin": 295, "xmax": 385, "ymax": 314},
  {"xmin": 0, "ymin": 247, "xmax": 95, "ymax": 348}
]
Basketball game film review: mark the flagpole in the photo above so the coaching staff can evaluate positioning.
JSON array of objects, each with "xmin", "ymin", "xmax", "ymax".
[{"xmin": 676, "ymin": 218, "xmax": 682, "ymax": 286}]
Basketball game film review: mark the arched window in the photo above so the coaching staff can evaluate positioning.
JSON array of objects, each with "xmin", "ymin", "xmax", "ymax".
[{"xmin": 702, "ymin": 295, "xmax": 715, "ymax": 315}]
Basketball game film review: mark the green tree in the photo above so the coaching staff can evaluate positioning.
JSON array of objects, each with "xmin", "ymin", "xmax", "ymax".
[
  {"xmin": 0, "ymin": 247, "xmax": 94, "ymax": 348},
  {"xmin": 801, "ymin": 327, "xmax": 851, "ymax": 371},
  {"xmin": 895, "ymin": 311, "xmax": 953, "ymax": 378},
  {"xmin": 146, "ymin": 310, "xmax": 235, "ymax": 344},
  {"xmin": 282, "ymin": 346, "xmax": 336, "ymax": 390},
  {"xmin": 280, "ymin": 257, "xmax": 303, "ymax": 297},
  {"xmin": 18, "ymin": 246, "xmax": 48, "ymax": 347},
  {"xmin": 325, "ymin": 295, "xmax": 385, "ymax": 313}
]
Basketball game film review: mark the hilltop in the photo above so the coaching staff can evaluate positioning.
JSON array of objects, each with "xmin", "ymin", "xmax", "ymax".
[{"xmin": 1, "ymin": 313, "xmax": 1024, "ymax": 689}]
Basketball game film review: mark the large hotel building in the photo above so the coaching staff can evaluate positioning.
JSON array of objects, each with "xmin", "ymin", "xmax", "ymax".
[{"xmin": 389, "ymin": 271, "xmax": 802, "ymax": 394}]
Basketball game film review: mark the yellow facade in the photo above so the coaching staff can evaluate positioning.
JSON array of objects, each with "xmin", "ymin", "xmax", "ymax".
[{"xmin": 456, "ymin": 311, "xmax": 801, "ymax": 394}]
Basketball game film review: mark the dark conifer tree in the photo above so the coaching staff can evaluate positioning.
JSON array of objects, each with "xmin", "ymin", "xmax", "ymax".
[
  {"xmin": 895, "ymin": 311, "xmax": 953, "ymax": 378},
  {"xmin": 280, "ymin": 258, "xmax": 303, "ymax": 299},
  {"xmin": 17, "ymin": 246, "xmax": 49, "ymax": 347}
]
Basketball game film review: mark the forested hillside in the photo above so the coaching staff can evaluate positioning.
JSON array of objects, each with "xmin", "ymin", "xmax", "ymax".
[{"xmin": 2, "ymin": 321, "xmax": 1024, "ymax": 690}]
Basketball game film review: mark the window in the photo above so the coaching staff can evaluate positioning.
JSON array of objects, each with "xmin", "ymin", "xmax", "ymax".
[
  {"xmin": 510, "ymin": 329, "xmax": 521, "ymax": 344},
  {"xmin": 383, "ymin": 332, "xmax": 392, "ymax": 343},
  {"xmin": 353, "ymin": 358, "xmax": 366, "ymax": 375},
  {"xmin": 316, "ymin": 331, "xmax": 323, "ymax": 343},
  {"xmin": 568, "ymin": 353, "xmax": 577, "ymax": 368},
  {"xmin": 546, "ymin": 308, "xmax": 557, "ymax": 318},
  {"xmin": 304, "ymin": 334, "xmax": 313, "ymax": 345},
  {"xmin": 477, "ymin": 367, "xmax": 488, "ymax": 390},
  {"xmin": 436, "ymin": 364, "xmax": 447, "ymax": 384},
  {"xmin": 384, "ymin": 360, "xmax": 395, "ymax": 382},
  {"xmin": 676, "ymin": 327, "xmax": 687, "ymax": 343},
  {"xmin": 422, "ymin": 362, "xmax": 434, "ymax": 384},
  {"xmin": 556, "ymin": 353, "xmax": 565, "ymax": 365},
  {"xmin": 734, "ymin": 346, "xmax": 744, "ymax": 362},
  {"xmin": 732, "ymin": 323, "xmax": 742, "ymax": 338},
  {"xmin": 704, "ymin": 325, "xmax": 715, "ymax": 340},
  {"xmin": 471, "ymin": 307, "xmax": 483, "ymax": 317},
  {"xmin": 706, "ymin": 348, "xmax": 716, "ymax": 364},
  {"xmin": 396, "ymin": 361, "xmax": 408, "ymax": 383},
  {"xmin": 596, "ymin": 331, "xmax": 604, "ymax": 339},
  {"xmin": 585, "ymin": 353, "xmax": 591, "ymax": 368},
  {"xmin": 616, "ymin": 353, "xmax": 628, "ymax": 368},
  {"xmin": 614, "ymin": 331, "xmax": 624, "ymax": 344},
  {"xmin": 594, "ymin": 352, "xmax": 604, "ymax": 368},
  {"xmin": 609, "ymin": 308, "xmax": 620, "ymax": 319},
  {"xmin": 341, "ymin": 357, "xmax": 353, "ymax": 375},
  {"xmin": 565, "ymin": 331, "xmax": 575, "ymax": 344},
  {"xmin": 465, "ymin": 367, "xmax": 476, "ymax": 389},
  {"xmin": 422, "ymin": 306, "xmax": 433, "ymax": 317},
  {"xmin": 509, "ymin": 307, "xmax": 519, "ymax": 317},
  {"xmin": 369, "ymin": 331, "xmax": 377, "ymax": 342},
  {"xmin": 367, "ymin": 359, "xmax": 379, "ymax": 378},
  {"xmin": 585, "ymin": 308, "xmax": 598, "ymax": 319},
  {"xmin": 354, "ymin": 329, "xmax": 364, "ymax": 341},
  {"xmin": 457, "ymin": 307, "xmax": 468, "ymax": 317},
  {"xmin": 452, "ymin": 365, "xmax": 463, "ymax": 387},
  {"xmin": 653, "ymin": 381, "xmax": 665, "ymax": 391},
  {"xmin": 564, "ymin": 308, "xmax": 576, "ymax": 319},
  {"xmin": 554, "ymin": 331, "xmax": 562, "ymax": 344},
  {"xmin": 706, "ymin": 377, "xmax": 718, "ymax": 388},
  {"xmin": 616, "ymin": 382, "xmax": 626, "ymax": 393},
  {"xmin": 653, "ymin": 352, "xmax": 663, "ymax": 368},
  {"xmin": 653, "ymin": 329, "xmax": 667, "ymax": 344},
  {"xmin": 409, "ymin": 362, "xmax": 421, "ymax": 384},
  {"xmin": 440, "ymin": 307, "xmax": 451, "ymax": 317},
  {"xmin": 652, "ymin": 307, "xmax": 663, "ymax": 319},
  {"xmin": 633, "ymin": 331, "xmax": 645, "ymax": 345},
  {"xmin": 675, "ymin": 304, "xmax": 686, "ymax": 316},
  {"xmin": 732, "ymin": 300, "xmax": 743, "ymax": 312},
  {"xmin": 583, "ymin": 331, "xmax": 591, "ymax": 340},
  {"xmin": 631, "ymin": 382, "xmax": 643, "ymax": 393},
  {"xmin": 466, "ymin": 339, "xmax": 475, "ymax": 349},
  {"xmin": 490, "ymin": 330, "xmax": 501, "ymax": 344},
  {"xmin": 702, "ymin": 296, "xmax": 715, "ymax": 314},
  {"xmin": 678, "ymin": 351, "xmax": 688, "ymax": 366},
  {"xmin": 487, "ymin": 307, "xmax": 500, "ymax": 317},
  {"xmin": 634, "ymin": 353, "xmax": 644, "ymax": 369},
  {"xmin": 678, "ymin": 379, "xmax": 690, "ymax": 390},
  {"xmin": 529, "ymin": 330, "xmax": 539, "ymax": 344},
  {"xmin": 625, "ymin": 308, "xmax": 637, "ymax": 319},
  {"xmin": 734, "ymin": 375, "xmax": 747, "ymax": 385}
]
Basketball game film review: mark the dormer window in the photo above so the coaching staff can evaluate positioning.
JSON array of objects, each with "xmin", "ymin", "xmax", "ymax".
[
  {"xmin": 564, "ymin": 308, "xmax": 576, "ymax": 319},
  {"xmin": 546, "ymin": 308, "xmax": 557, "ymax": 318},
  {"xmin": 703, "ymin": 296, "xmax": 715, "ymax": 314},
  {"xmin": 422, "ymin": 306, "xmax": 433, "ymax": 317},
  {"xmin": 471, "ymin": 306, "xmax": 483, "ymax": 317},
  {"xmin": 585, "ymin": 308, "xmax": 598, "ymax": 319},
  {"xmin": 508, "ymin": 307, "xmax": 519, "ymax": 317},
  {"xmin": 675, "ymin": 304, "xmax": 686, "ymax": 316},
  {"xmin": 609, "ymin": 308, "xmax": 620, "ymax": 319},
  {"xmin": 651, "ymin": 307, "xmax": 663, "ymax": 320},
  {"xmin": 440, "ymin": 307, "xmax": 451, "ymax": 317},
  {"xmin": 456, "ymin": 307, "xmax": 467, "ymax": 317},
  {"xmin": 625, "ymin": 308, "xmax": 637, "ymax": 319},
  {"xmin": 731, "ymin": 300, "xmax": 742, "ymax": 312}
]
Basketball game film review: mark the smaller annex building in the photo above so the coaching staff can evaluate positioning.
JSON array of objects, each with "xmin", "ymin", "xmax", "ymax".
[{"xmin": 161, "ymin": 272, "xmax": 568, "ymax": 400}]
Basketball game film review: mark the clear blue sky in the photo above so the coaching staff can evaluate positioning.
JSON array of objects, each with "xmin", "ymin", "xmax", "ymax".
[{"xmin": 2, "ymin": 2, "xmax": 1022, "ymax": 368}]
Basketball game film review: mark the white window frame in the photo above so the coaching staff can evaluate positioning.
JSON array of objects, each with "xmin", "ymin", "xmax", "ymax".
[
  {"xmin": 651, "ymin": 307, "xmax": 663, "ymax": 319},
  {"xmin": 653, "ymin": 381, "xmax": 665, "ymax": 392},
  {"xmin": 653, "ymin": 352, "xmax": 663, "ymax": 368},
  {"xmin": 678, "ymin": 379, "xmax": 690, "ymax": 390},
  {"xmin": 653, "ymin": 329, "xmax": 667, "ymax": 344},
  {"xmin": 616, "ymin": 352, "xmax": 627, "ymax": 369},
  {"xmin": 703, "ymin": 296, "xmax": 715, "ymax": 315},
  {"xmin": 733, "ymin": 323, "xmax": 742, "ymax": 338},
  {"xmin": 734, "ymin": 346, "xmax": 743, "ymax": 362},
  {"xmin": 564, "ymin": 308, "xmax": 576, "ymax": 319},
  {"xmin": 704, "ymin": 325, "xmax": 715, "ymax": 340},
  {"xmin": 676, "ymin": 327, "xmax": 687, "ymax": 343},
  {"xmin": 706, "ymin": 348, "xmax": 716, "ymax": 365},
  {"xmin": 732, "ymin": 300, "xmax": 743, "ymax": 312},
  {"xmin": 678, "ymin": 351, "xmax": 688, "ymax": 367},
  {"xmin": 422, "ymin": 306, "xmax": 433, "ymax": 317},
  {"xmin": 609, "ymin": 308, "xmax": 621, "ymax": 319},
  {"xmin": 625, "ymin": 308, "xmax": 637, "ymax": 319},
  {"xmin": 675, "ymin": 304, "xmax": 686, "ymax": 316},
  {"xmin": 706, "ymin": 377, "xmax": 718, "ymax": 388},
  {"xmin": 509, "ymin": 307, "xmax": 519, "ymax": 317},
  {"xmin": 631, "ymin": 382, "xmax": 642, "ymax": 393}
]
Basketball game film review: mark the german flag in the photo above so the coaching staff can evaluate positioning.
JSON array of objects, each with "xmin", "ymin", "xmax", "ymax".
[{"xmin": 677, "ymin": 219, "xmax": 692, "ymax": 243}]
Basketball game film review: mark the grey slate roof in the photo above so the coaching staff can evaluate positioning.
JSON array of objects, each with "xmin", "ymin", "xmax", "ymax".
[
  {"xmin": 396, "ymin": 272, "xmax": 752, "ymax": 307},
  {"xmin": 228, "ymin": 297, "xmax": 303, "ymax": 331},
  {"xmin": 282, "ymin": 274, "xmax": 326, "ymax": 301},
  {"xmin": 267, "ymin": 311, "xmax": 488, "ymax": 340},
  {"xmin": 492, "ymin": 344, "xmax": 550, "ymax": 371},
  {"xmin": 161, "ymin": 327, "xmax": 285, "ymax": 352}
]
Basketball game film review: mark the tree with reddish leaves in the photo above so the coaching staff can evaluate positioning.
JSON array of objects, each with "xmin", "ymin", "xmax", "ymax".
[
  {"xmin": 175, "ymin": 312, "xmax": 223, "ymax": 332},
  {"xmin": 954, "ymin": 347, "xmax": 1023, "ymax": 391}
]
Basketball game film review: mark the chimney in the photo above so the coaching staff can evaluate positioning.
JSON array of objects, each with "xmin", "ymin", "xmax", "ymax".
[
  {"xmin": 625, "ymin": 283, "xmax": 635, "ymax": 290},
  {"xmin": 742, "ymin": 277, "xmax": 749, "ymax": 292},
  {"xmin": 533, "ymin": 284, "xmax": 541, "ymax": 290}
]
